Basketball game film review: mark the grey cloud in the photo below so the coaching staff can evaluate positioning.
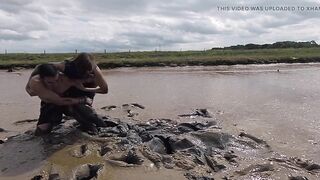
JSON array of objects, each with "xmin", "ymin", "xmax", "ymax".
[
  {"xmin": 55, "ymin": 38, "xmax": 133, "ymax": 52},
  {"xmin": 78, "ymin": 0, "xmax": 150, "ymax": 16},
  {"xmin": 1, "ymin": 0, "xmax": 320, "ymax": 52},
  {"xmin": 0, "ymin": 0, "xmax": 34, "ymax": 13},
  {"xmin": 119, "ymin": 0, "xmax": 318, "ymax": 41},
  {"xmin": 120, "ymin": 31, "xmax": 188, "ymax": 49},
  {"xmin": 0, "ymin": 0, "xmax": 49, "ymax": 41},
  {"xmin": 0, "ymin": 29, "xmax": 34, "ymax": 41},
  {"xmin": 173, "ymin": 20, "xmax": 222, "ymax": 34}
]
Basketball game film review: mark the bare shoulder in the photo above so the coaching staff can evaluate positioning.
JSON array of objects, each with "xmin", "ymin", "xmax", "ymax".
[
  {"xmin": 29, "ymin": 75, "xmax": 41, "ymax": 86},
  {"xmin": 52, "ymin": 62, "xmax": 65, "ymax": 71},
  {"xmin": 27, "ymin": 75, "xmax": 45, "ymax": 95}
]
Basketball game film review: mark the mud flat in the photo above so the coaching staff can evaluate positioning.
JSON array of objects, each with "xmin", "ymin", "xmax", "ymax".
[
  {"xmin": 1, "ymin": 64, "xmax": 320, "ymax": 179},
  {"xmin": 0, "ymin": 105, "xmax": 319, "ymax": 180}
]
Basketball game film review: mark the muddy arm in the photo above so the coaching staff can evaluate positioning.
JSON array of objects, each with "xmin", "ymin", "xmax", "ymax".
[
  {"xmin": 91, "ymin": 66, "xmax": 108, "ymax": 94},
  {"xmin": 25, "ymin": 65, "xmax": 41, "ymax": 96},
  {"xmin": 31, "ymin": 82, "xmax": 86, "ymax": 106},
  {"xmin": 38, "ymin": 90, "xmax": 84, "ymax": 106}
]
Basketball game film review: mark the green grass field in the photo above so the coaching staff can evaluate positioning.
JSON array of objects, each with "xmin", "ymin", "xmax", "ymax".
[{"xmin": 1, "ymin": 48, "xmax": 320, "ymax": 69}]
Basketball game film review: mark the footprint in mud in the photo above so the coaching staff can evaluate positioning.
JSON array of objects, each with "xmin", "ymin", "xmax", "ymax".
[
  {"xmin": 140, "ymin": 145, "xmax": 162, "ymax": 168},
  {"xmin": 106, "ymin": 148, "xmax": 144, "ymax": 167},
  {"xmin": 131, "ymin": 103, "xmax": 145, "ymax": 109},
  {"xmin": 31, "ymin": 175, "xmax": 43, "ymax": 180},
  {"xmin": 178, "ymin": 108, "xmax": 212, "ymax": 118},
  {"xmin": 223, "ymin": 151, "xmax": 238, "ymax": 163},
  {"xmin": 204, "ymin": 154, "xmax": 227, "ymax": 172},
  {"xmin": 127, "ymin": 109, "xmax": 139, "ymax": 117},
  {"xmin": 288, "ymin": 176, "xmax": 309, "ymax": 180},
  {"xmin": 122, "ymin": 103, "xmax": 144, "ymax": 117},
  {"xmin": 235, "ymin": 163, "xmax": 275, "ymax": 176},
  {"xmin": 72, "ymin": 163, "xmax": 103, "ymax": 180},
  {"xmin": 13, "ymin": 119, "xmax": 38, "ymax": 125},
  {"xmin": 31, "ymin": 173, "xmax": 61, "ymax": 180},
  {"xmin": 174, "ymin": 157, "xmax": 196, "ymax": 170},
  {"xmin": 99, "ymin": 144, "xmax": 114, "ymax": 156},
  {"xmin": 101, "ymin": 103, "xmax": 145, "ymax": 119},
  {"xmin": 70, "ymin": 144, "xmax": 91, "ymax": 158},
  {"xmin": 177, "ymin": 121, "xmax": 218, "ymax": 133},
  {"xmin": 101, "ymin": 105, "xmax": 117, "ymax": 111},
  {"xmin": 239, "ymin": 132, "xmax": 270, "ymax": 148},
  {"xmin": 122, "ymin": 103, "xmax": 145, "ymax": 110},
  {"xmin": 184, "ymin": 172, "xmax": 214, "ymax": 180}
]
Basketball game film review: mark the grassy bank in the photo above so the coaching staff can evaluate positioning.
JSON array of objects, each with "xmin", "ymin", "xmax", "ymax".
[{"xmin": 1, "ymin": 48, "xmax": 320, "ymax": 69}]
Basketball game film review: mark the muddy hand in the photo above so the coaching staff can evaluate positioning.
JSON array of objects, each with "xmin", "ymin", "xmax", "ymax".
[{"xmin": 85, "ymin": 97, "xmax": 93, "ymax": 106}]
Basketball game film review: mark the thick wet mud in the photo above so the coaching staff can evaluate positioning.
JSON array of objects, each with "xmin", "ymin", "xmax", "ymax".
[
  {"xmin": 1, "ymin": 104, "xmax": 319, "ymax": 180},
  {"xmin": 1, "ymin": 64, "xmax": 320, "ymax": 179}
]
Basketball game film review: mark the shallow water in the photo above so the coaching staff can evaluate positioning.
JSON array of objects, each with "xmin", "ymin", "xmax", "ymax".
[
  {"xmin": 1, "ymin": 63, "xmax": 320, "ymax": 177},
  {"xmin": 98, "ymin": 64, "xmax": 320, "ymax": 163}
]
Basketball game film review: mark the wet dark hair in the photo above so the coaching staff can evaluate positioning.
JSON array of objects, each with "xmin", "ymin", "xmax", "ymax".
[
  {"xmin": 38, "ymin": 64, "xmax": 58, "ymax": 78},
  {"xmin": 64, "ymin": 52, "xmax": 95, "ymax": 79},
  {"xmin": 73, "ymin": 52, "xmax": 95, "ymax": 74}
]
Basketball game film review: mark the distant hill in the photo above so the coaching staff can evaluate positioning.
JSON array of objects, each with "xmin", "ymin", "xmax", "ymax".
[{"xmin": 212, "ymin": 41, "xmax": 319, "ymax": 50}]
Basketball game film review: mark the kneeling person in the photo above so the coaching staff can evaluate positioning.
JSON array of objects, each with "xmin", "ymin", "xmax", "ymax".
[{"xmin": 26, "ymin": 64, "xmax": 106, "ymax": 135}]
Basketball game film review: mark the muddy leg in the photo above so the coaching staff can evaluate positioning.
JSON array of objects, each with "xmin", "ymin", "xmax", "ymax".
[
  {"xmin": 70, "ymin": 104, "xmax": 107, "ymax": 127},
  {"xmin": 35, "ymin": 102, "xmax": 63, "ymax": 136}
]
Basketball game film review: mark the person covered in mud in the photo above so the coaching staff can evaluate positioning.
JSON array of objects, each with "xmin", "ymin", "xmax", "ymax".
[
  {"xmin": 53, "ymin": 52, "xmax": 108, "ymax": 99},
  {"xmin": 26, "ymin": 64, "xmax": 107, "ymax": 136}
]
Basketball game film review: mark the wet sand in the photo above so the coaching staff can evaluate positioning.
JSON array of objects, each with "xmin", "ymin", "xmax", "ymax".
[{"xmin": 0, "ymin": 64, "xmax": 320, "ymax": 179}]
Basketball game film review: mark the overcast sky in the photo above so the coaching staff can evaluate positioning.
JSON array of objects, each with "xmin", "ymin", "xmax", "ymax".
[{"xmin": 1, "ymin": 0, "xmax": 320, "ymax": 53}]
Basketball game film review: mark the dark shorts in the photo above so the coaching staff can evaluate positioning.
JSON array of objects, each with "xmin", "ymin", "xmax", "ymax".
[
  {"xmin": 37, "ymin": 101, "xmax": 67, "ymax": 126},
  {"xmin": 37, "ymin": 101, "xmax": 106, "ymax": 134},
  {"xmin": 37, "ymin": 87, "xmax": 95, "ymax": 126}
]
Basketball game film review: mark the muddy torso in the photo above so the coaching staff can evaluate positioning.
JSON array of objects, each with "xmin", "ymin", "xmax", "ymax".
[
  {"xmin": 29, "ymin": 74, "xmax": 75, "ymax": 96},
  {"xmin": 50, "ymin": 75, "xmax": 75, "ymax": 95}
]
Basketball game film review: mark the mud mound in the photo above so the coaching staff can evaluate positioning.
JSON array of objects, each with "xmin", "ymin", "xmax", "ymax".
[{"xmin": 2, "ymin": 105, "xmax": 320, "ymax": 180}]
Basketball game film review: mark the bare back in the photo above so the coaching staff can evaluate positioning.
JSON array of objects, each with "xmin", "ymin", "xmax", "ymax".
[{"xmin": 28, "ymin": 74, "xmax": 76, "ymax": 96}]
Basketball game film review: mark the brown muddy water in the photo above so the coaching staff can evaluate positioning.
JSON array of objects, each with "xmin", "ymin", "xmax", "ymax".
[{"xmin": 0, "ymin": 63, "xmax": 320, "ymax": 179}]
